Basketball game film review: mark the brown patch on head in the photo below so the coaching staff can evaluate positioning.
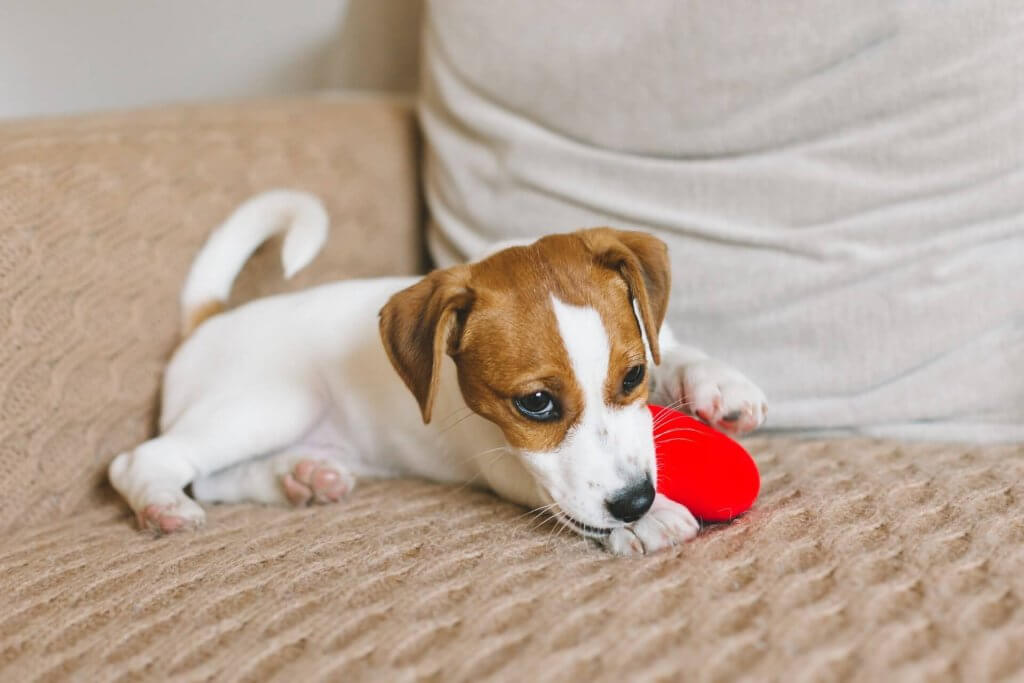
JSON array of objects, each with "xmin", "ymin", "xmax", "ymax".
[{"xmin": 379, "ymin": 228, "xmax": 671, "ymax": 452}]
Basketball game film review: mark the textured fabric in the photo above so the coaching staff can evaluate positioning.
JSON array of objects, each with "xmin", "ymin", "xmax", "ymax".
[
  {"xmin": 3, "ymin": 438, "xmax": 1024, "ymax": 682},
  {"xmin": 2, "ymin": 94, "xmax": 1023, "ymax": 682},
  {"xmin": 419, "ymin": 0, "xmax": 1024, "ymax": 442},
  {"xmin": 0, "ymin": 95, "xmax": 422, "ymax": 533}
]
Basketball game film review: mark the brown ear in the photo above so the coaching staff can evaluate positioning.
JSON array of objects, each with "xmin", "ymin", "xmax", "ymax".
[
  {"xmin": 378, "ymin": 266, "xmax": 474, "ymax": 423},
  {"xmin": 582, "ymin": 228, "xmax": 671, "ymax": 364}
]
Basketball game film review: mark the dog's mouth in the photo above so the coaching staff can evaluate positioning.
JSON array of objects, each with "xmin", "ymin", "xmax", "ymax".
[
  {"xmin": 536, "ymin": 488, "xmax": 614, "ymax": 539},
  {"xmin": 557, "ymin": 511, "xmax": 612, "ymax": 538}
]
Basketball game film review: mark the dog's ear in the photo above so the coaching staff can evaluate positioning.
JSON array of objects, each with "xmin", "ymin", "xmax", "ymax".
[
  {"xmin": 582, "ymin": 228, "xmax": 671, "ymax": 364},
  {"xmin": 379, "ymin": 266, "xmax": 474, "ymax": 423}
]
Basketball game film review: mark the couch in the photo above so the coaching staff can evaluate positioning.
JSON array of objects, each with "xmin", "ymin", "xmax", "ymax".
[{"xmin": 2, "ymin": 95, "xmax": 1023, "ymax": 682}]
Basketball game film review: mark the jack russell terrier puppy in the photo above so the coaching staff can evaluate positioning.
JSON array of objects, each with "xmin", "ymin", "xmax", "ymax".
[{"xmin": 109, "ymin": 191, "xmax": 766, "ymax": 555}]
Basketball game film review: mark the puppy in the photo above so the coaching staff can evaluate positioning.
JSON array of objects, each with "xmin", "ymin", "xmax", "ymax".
[{"xmin": 109, "ymin": 191, "xmax": 766, "ymax": 555}]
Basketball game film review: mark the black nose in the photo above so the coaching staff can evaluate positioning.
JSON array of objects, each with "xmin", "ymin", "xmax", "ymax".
[{"xmin": 606, "ymin": 476, "xmax": 655, "ymax": 523}]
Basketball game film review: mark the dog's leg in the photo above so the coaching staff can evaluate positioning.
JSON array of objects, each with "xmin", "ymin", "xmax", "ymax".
[
  {"xmin": 109, "ymin": 389, "xmax": 322, "ymax": 533},
  {"xmin": 650, "ymin": 324, "xmax": 767, "ymax": 435},
  {"xmin": 192, "ymin": 451, "xmax": 355, "ymax": 506},
  {"xmin": 108, "ymin": 434, "xmax": 207, "ymax": 533}
]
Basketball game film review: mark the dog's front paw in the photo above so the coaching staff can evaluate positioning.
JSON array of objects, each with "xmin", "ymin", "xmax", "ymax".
[
  {"xmin": 658, "ymin": 358, "xmax": 767, "ymax": 435},
  {"xmin": 605, "ymin": 494, "xmax": 700, "ymax": 556}
]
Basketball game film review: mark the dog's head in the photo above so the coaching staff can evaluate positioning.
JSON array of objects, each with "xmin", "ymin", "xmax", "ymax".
[{"xmin": 379, "ymin": 229, "xmax": 670, "ymax": 538}]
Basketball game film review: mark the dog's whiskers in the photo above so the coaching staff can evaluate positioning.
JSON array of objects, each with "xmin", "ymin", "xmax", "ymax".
[
  {"xmin": 650, "ymin": 396, "xmax": 697, "ymax": 418},
  {"xmin": 438, "ymin": 411, "xmax": 478, "ymax": 435},
  {"xmin": 653, "ymin": 425, "xmax": 701, "ymax": 437},
  {"xmin": 653, "ymin": 424, "xmax": 704, "ymax": 436},
  {"xmin": 655, "ymin": 395, "xmax": 692, "ymax": 411},
  {"xmin": 439, "ymin": 445, "xmax": 513, "ymax": 498},
  {"xmin": 435, "ymin": 406, "xmax": 473, "ymax": 429},
  {"xmin": 519, "ymin": 504, "xmax": 562, "ymax": 538},
  {"xmin": 653, "ymin": 438, "xmax": 696, "ymax": 448},
  {"xmin": 515, "ymin": 501, "xmax": 560, "ymax": 525},
  {"xmin": 528, "ymin": 511, "xmax": 560, "ymax": 535},
  {"xmin": 650, "ymin": 403, "xmax": 697, "ymax": 430}
]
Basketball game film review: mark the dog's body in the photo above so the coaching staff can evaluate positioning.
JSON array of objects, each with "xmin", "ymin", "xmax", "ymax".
[{"xmin": 110, "ymin": 191, "xmax": 766, "ymax": 555}]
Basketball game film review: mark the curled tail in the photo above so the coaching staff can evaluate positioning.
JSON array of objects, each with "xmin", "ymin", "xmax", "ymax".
[{"xmin": 180, "ymin": 190, "xmax": 329, "ymax": 335}]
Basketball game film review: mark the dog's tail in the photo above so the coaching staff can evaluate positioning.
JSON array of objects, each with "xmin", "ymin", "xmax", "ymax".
[{"xmin": 180, "ymin": 190, "xmax": 328, "ymax": 336}]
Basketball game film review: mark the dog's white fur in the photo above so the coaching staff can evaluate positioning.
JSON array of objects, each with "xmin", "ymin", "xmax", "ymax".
[
  {"xmin": 533, "ymin": 298, "xmax": 657, "ymax": 531},
  {"xmin": 109, "ymin": 191, "xmax": 766, "ymax": 555}
]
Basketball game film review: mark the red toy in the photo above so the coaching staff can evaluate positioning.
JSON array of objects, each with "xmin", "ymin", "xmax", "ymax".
[{"xmin": 649, "ymin": 404, "xmax": 760, "ymax": 522}]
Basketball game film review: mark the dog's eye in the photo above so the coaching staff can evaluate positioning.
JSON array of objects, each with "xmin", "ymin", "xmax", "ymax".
[
  {"xmin": 514, "ymin": 391, "xmax": 561, "ymax": 422},
  {"xmin": 621, "ymin": 365, "xmax": 646, "ymax": 393}
]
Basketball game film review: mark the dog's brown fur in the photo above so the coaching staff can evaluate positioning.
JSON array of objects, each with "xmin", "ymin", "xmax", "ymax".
[
  {"xmin": 379, "ymin": 228, "xmax": 671, "ymax": 453},
  {"xmin": 183, "ymin": 300, "xmax": 226, "ymax": 338}
]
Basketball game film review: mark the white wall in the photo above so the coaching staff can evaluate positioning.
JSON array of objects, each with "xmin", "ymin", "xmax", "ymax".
[{"xmin": 0, "ymin": 0, "xmax": 422, "ymax": 119}]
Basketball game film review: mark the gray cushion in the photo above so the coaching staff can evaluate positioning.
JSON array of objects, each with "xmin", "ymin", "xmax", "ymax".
[{"xmin": 419, "ymin": 0, "xmax": 1024, "ymax": 441}]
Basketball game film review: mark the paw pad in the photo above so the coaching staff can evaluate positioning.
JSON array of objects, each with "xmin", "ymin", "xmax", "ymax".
[
  {"xmin": 136, "ymin": 498, "xmax": 205, "ymax": 534},
  {"xmin": 282, "ymin": 460, "xmax": 351, "ymax": 506}
]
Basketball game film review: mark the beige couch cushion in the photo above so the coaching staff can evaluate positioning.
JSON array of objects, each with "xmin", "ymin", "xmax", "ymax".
[
  {"xmin": 3, "ymin": 438, "xmax": 1023, "ymax": 681},
  {"xmin": 0, "ymin": 96, "xmax": 422, "ymax": 533},
  {"xmin": 420, "ymin": 0, "xmax": 1024, "ymax": 442}
]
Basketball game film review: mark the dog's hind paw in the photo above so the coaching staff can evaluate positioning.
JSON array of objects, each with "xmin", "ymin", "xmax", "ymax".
[
  {"xmin": 136, "ymin": 492, "xmax": 206, "ymax": 534},
  {"xmin": 281, "ymin": 459, "xmax": 354, "ymax": 506}
]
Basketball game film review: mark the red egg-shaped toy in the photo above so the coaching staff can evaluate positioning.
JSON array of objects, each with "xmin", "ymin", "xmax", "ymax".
[{"xmin": 649, "ymin": 404, "xmax": 760, "ymax": 522}]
